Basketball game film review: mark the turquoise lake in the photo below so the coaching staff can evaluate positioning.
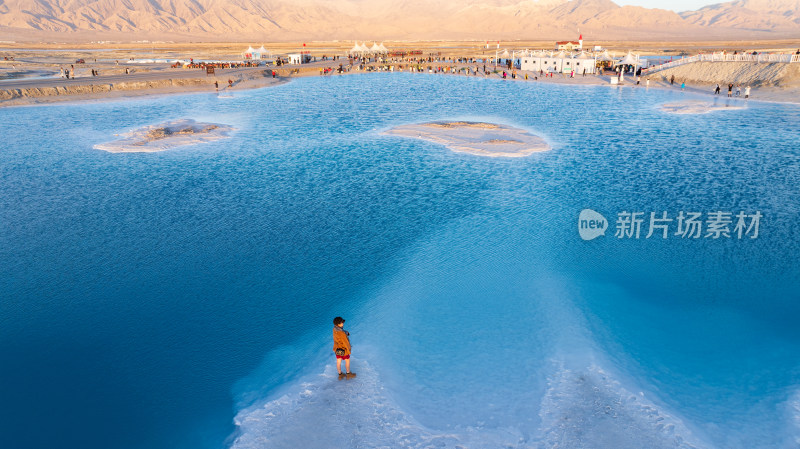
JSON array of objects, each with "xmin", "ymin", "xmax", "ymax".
[{"xmin": 1, "ymin": 73, "xmax": 799, "ymax": 449}]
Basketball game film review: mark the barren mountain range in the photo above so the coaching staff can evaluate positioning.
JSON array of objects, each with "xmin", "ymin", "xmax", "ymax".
[{"xmin": 0, "ymin": 0, "xmax": 798, "ymax": 41}]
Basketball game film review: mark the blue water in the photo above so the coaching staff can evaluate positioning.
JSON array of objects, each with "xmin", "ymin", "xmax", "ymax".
[{"xmin": 1, "ymin": 73, "xmax": 799, "ymax": 449}]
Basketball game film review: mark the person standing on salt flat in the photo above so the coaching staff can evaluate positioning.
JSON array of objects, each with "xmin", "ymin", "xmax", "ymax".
[{"xmin": 333, "ymin": 317, "xmax": 355, "ymax": 379}]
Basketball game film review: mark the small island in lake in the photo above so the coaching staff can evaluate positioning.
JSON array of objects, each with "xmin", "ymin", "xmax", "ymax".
[
  {"xmin": 384, "ymin": 121, "xmax": 551, "ymax": 157},
  {"xmin": 660, "ymin": 101, "xmax": 745, "ymax": 115},
  {"xmin": 94, "ymin": 119, "xmax": 234, "ymax": 153}
]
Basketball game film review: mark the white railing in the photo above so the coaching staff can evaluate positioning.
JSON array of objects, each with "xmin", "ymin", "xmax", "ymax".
[
  {"xmin": 645, "ymin": 55, "xmax": 700, "ymax": 72},
  {"xmin": 645, "ymin": 52, "xmax": 800, "ymax": 74}
]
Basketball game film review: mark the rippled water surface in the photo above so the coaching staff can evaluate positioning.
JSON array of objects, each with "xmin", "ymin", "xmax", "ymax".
[{"xmin": 1, "ymin": 73, "xmax": 799, "ymax": 449}]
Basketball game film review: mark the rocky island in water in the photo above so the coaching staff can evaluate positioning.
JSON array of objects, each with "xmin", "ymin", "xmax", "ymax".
[{"xmin": 94, "ymin": 119, "xmax": 234, "ymax": 153}]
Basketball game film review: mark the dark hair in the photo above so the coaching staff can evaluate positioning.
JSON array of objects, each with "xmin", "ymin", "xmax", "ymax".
[{"xmin": 333, "ymin": 317, "xmax": 345, "ymax": 326}]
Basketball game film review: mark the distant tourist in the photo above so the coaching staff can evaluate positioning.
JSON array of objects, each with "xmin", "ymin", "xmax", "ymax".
[
  {"xmin": 745, "ymin": 85, "xmax": 751, "ymax": 99},
  {"xmin": 715, "ymin": 84, "xmax": 721, "ymax": 95},
  {"xmin": 728, "ymin": 83, "xmax": 733, "ymax": 97},
  {"xmin": 681, "ymin": 82, "xmax": 685, "ymax": 91},
  {"xmin": 736, "ymin": 85, "xmax": 741, "ymax": 96},
  {"xmin": 646, "ymin": 78, "xmax": 650, "ymax": 87},
  {"xmin": 332, "ymin": 317, "xmax": 354, "ymax": 379},
  {"xmin": 670, "ymin": 75, "xmax": 675, "ymax": 85}
]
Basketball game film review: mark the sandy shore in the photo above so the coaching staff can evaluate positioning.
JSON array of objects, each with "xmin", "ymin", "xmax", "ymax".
[{"xmin": 0, "ymin": 64, "xmax": 289, "ymax": 107}]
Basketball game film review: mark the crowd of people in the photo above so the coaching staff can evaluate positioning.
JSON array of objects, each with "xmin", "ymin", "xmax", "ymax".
[
  {"xmin": 180, "ymin": 60, "xmax": 262, "ymax": 70},
  {"xmin": 714, "ymin": 82, "xmax": 752, "ymax": 99},
  {"xmin": 34, "ymin": 47, "xmax": 764, "ymax": 103}
]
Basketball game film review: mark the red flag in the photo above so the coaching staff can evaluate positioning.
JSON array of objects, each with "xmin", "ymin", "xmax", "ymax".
[
  {"xmin": 303, "ymin": 43, "xmax": 306, "ymax": 47},
  {"xmin": 579, "ymin": 34, "xmax": 583, "ymax": 40}
]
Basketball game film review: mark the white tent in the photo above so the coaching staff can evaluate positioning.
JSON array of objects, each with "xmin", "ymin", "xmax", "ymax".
[
  {"xmin": 249, "ymin": 45, "xmax": 269, "ymax": 59},
  {"xmin": 615, "ymin": 52, "xmax": 639, "ymax": 66},
  {"xmin": 596, "ymin": 50, "xmax": 614, "ymax": 62},
  {"xmin": 242, "ymin": 45, "xmax": 256, "ymax": 59},
  {"xmin": 378, "ymin": 42, "xmax": 388, "ymax": 52},
  {"xmin": 349, "ymin": 42, "xmax": 372, "ymax": 56},
  {"xmin": 370, "ymin": 42, "xmax": 381, "ymax": 53}
]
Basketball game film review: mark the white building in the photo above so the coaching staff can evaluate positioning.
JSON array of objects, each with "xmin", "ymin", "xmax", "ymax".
[
  {"xmin": 288, "ymin": 54, "xmax": 302, "ymax": 64},
  {"xmin": 519, "ymin": 50, "xmax": 596, "ymax": 74}
]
